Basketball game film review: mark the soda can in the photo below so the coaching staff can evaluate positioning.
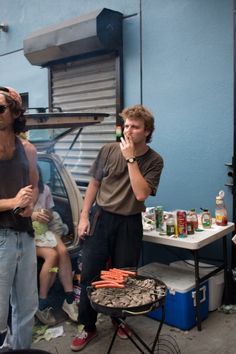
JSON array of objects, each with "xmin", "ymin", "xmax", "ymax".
[
  {"xmin": 177, "ymin": 210, "xmax": 187, "ymax": 237},
  {"xmin": 155, "ymin": 206, "xmax": 164, "ymax": 231}
]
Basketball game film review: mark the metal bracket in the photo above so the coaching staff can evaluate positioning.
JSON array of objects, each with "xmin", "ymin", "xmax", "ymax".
[{"xmin": 0, "ymin": 24, "xmax": 9, "ymax": 32}]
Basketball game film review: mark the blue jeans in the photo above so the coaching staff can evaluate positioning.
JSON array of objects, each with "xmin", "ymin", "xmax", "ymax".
[{"xmin": 0, "ymin": 229, "xmax": 38, "ymax": 349}]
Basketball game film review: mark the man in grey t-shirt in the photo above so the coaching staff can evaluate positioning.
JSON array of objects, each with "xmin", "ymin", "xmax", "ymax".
[{"xmin": 71, "ymin": 104, "xmax": 164, "ymax": 352}]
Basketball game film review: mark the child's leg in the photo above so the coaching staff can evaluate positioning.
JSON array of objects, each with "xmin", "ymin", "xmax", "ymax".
[
  {"xmin": 36, "ymin": 247, "xmax": 58, "ymax": 304},
  {"xmin": 55, "ymin": 236, "xmax": 73, "ymax": 294}
]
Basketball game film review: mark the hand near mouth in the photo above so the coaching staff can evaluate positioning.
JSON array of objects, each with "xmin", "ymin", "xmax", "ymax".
[{"xmin": 119, "ymin": 135, "xmax": 135, "ymax": 160}]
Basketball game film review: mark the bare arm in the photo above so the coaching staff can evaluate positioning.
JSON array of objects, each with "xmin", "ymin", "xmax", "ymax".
[
  {"xmin": 0, "ymin": 185, "xmax": 33, "ymax": 212},
  {"xmin": 78, "ymin": 177, "xmax": 100, "ymax": 239},
  {"xmin": 126, "ymin": 162, "xmax": 151, "ymax": 201},
  {"xmin": 120, "ymin": 136, "xmax": 151, "ymax": 201},
  {"xmin": 0, "ymin": 140, "xmax": 38, "ymax": 215},
  {"xmin": 22, "ymin": 139, "xmax": 39, "ymax": 205}
]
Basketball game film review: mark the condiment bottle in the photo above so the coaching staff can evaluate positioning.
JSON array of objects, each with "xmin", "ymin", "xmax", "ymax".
[
  {"xmin": 201, "ymin": 208, "xmax": 212, "ymax": 228},
  {"xmin": 215, "ymin": 191, "xmax": 228, "ymax": 226},
  {"xmin": 166, "ymin": 214, "xmax": 175, "ymax": 236},
  {"xmin": 190, "ymin": 208, "xmax": 198, "ymax": 230},
  {"xmin": 187, "ymin": 212, "xmax": 194, "ymax": 235}
]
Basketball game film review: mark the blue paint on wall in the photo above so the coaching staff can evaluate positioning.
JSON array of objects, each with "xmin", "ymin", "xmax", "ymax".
[{"xmin": 0, "ymin": 0, "xmax": 234, "ymax": 262}]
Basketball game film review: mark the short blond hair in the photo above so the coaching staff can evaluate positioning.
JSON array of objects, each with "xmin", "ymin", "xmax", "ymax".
[{"xmin": 119, "ymin": 104, "xmax": 155, "ymax": 143}]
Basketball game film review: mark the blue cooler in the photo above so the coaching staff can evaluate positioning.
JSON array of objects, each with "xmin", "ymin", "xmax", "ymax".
[{"xmin": 138, "ymin": 262, "xmax": 209, "ymax": 330}]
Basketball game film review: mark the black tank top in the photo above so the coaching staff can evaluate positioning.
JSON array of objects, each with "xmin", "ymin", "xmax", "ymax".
[{"xmin": 0, "ymin": 137, "xmax": 34, "ymax": 236}]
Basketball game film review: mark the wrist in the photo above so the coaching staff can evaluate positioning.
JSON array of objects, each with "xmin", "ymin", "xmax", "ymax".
[
  {"xmin": 80, "ymin": 211, "xmax": 89, "ymax": 219},
  {"xmin": 126, "ymin": 157, "xmax": 136, "ymax": 164}
]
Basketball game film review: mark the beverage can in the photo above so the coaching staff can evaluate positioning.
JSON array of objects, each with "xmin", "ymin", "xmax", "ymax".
[
  {"xmin": 177, "ymin": 210, "xmax": 187, "ymax": 237},
  {"xmin": 155, "ymin": 206, "xmax": 164, "ymax": 231}
]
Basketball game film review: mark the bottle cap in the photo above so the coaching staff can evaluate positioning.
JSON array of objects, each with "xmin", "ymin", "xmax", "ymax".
[
  {"xmin": 219, "ymin": 190, "xmax": 225, "ymax": 198},
  {"xmin": 200, "ymin": 207, "xmax": 208, "ymax": 212}
]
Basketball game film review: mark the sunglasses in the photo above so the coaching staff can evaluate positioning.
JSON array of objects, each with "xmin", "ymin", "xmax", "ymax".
[
  {"xmin": 0, "ymin": 86, "xmax": 10, "ymax": 93},
  {"xmin": 0, "ymin": 104, "xmax": 10, "ymax": 114}
]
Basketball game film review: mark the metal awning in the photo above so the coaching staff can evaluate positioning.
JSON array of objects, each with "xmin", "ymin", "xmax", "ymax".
[
  {"xmin": 25, "ymin": 112, "xmax": 109, "ymax": 129},
  {"xmin": 23, "ymin": 8, "xmax": 123, "ymax": 66}
]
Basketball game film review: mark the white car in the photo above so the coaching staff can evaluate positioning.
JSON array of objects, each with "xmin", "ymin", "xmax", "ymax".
[{"xmin": 26, "ymin": 111, "xmax": 108, "ymax": 260}]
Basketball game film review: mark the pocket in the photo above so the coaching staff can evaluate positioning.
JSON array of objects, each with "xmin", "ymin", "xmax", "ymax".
[{"xmin": 89, "ymin": 205, "xmax": 102, "ymax": 236}]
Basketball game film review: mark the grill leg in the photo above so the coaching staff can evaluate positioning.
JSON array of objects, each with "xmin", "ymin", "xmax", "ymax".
[
  {"xmin": 151, "ymin": 303, "xmax": 165, "ymax": 352},
  {"xmin": 107, "ymin": 316, "xmax": 164, "ymax": 354},
  {"xmin": 107, "ymin": 325, "xmax": 119, "ymax": 354}
]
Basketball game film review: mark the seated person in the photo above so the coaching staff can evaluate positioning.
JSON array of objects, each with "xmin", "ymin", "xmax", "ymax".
[{"xmin": 32, "ymin": 165, "xmax": 78, "ymax": 326}]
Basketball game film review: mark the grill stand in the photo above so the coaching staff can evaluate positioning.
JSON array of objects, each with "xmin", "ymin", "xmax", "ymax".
[{"xmin": 107, "ymin": 303, "xmax": 165, "ymax": 354}]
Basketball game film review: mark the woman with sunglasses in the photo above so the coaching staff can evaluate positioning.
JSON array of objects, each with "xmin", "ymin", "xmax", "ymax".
[{"xmin": 0, "ymin": 86, "xmax": 39, "ymax": 351}]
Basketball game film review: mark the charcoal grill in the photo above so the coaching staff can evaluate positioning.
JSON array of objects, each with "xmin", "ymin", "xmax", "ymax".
[{"xmin": 87, "ymin": 274, "xmax": 167, "ymax": 354}]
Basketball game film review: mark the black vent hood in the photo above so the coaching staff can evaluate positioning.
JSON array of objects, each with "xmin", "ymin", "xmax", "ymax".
[{"xmin": 23, "ymin": 8, "xmax": 123, "ymax": 66}]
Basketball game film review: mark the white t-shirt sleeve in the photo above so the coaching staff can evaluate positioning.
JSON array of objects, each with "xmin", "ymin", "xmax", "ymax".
[{"xmin": 34, "ymin": 184, "xmax": 55, "ymax": 210}]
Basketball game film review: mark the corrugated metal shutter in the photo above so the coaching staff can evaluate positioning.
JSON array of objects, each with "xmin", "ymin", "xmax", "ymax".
[{"xmin": 50, "ymin": 54, "xmax": 119, "ymax": 195}]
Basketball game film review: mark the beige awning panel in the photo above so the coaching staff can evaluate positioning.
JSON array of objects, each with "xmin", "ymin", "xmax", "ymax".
[{"xmin": 23, "ymin": 8, "xmax": 123, "ymax": 66}]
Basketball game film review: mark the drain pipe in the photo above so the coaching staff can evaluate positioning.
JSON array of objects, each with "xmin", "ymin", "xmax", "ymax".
[
  {"xmin": 139, "ymin": 0, "xmax": 143, "ymax": 105},
  {"xmin": 232, "ymin": 0, "xmax": 236, "ymax": 269}
]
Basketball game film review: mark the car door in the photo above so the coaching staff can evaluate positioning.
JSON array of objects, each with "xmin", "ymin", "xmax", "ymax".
[
  {"xmin": 25, "ymin": 111, "xmax": 108, "ymax": 256},
  {"xmin": 37, "ymin": 153, "xmax": 83, "ymax": 255}
]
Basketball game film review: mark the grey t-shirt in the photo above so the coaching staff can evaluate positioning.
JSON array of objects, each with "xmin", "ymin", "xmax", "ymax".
[{"xmin": 90, "ymin": 143, "xmax": 163, "ymax": 215}]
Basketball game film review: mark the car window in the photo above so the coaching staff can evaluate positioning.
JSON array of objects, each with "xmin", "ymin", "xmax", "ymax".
[{"xmin": 38, "ymin": 159, "xmax": 67, "ymax": 198}]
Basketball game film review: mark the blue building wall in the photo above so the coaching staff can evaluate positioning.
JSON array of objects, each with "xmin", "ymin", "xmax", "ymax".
[{"xmin": 0, "ymin": 0, "xmax": 233, "ymax": 261}]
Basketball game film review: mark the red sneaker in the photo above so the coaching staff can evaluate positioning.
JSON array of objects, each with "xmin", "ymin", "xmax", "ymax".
[
  {"xmin": 70, "ymin": 329, "xmax": 98, "ymax": 351},
  {"xmin": 112, "ymin": 320, "xmax": 132, "ymax": 340}
]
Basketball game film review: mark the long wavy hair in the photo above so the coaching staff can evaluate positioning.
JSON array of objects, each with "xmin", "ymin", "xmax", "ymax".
[
  {"xmin": 37, "ymin": 164, "xmax": 45, "ymax": 194},
  {"xmin": 1, "ymin": 94, "xmax": 26, "ymax": 134}
]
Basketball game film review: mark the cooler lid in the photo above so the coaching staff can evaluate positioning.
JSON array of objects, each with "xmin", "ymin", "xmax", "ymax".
[{"xmin": 138, "ymin": 262, "xmax": 200, "ymax": 293}]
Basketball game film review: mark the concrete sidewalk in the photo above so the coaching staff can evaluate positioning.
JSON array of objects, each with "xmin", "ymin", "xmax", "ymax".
[{"xmin": 31, "ymin": 308, "xmax": 236, "ymax": 354}]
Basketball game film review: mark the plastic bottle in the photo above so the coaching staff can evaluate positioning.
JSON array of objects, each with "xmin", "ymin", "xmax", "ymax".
[
  {"xmin": 166, "ymin": 214, "xmax": 175, "ymax": 236},
  {"xmin": 189, "ymin": 208, "xmax": 198, "ymax": 230},
  {"xmin": 116, "ymin": 125, "xmax": 123, "ymax": 139},
  {"xmin": 215, "ymin": 191, "xmax": 228, "ymax": 226},
  {"xmin": 155, "ymin": 206, "xmax": 164, "ymax": 231},
  {"xmin": 201, "ymin": 208, "xmax": 212, "ymax": 228},
  {"xmin": 187, "ymin": 212, "xmax": 194, "ymax": 235}
]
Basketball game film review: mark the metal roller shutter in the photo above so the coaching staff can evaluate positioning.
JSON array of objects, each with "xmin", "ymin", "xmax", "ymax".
[{"xmin": 50, "ymin": 53, "xmax": 121, "ymax": 195}]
